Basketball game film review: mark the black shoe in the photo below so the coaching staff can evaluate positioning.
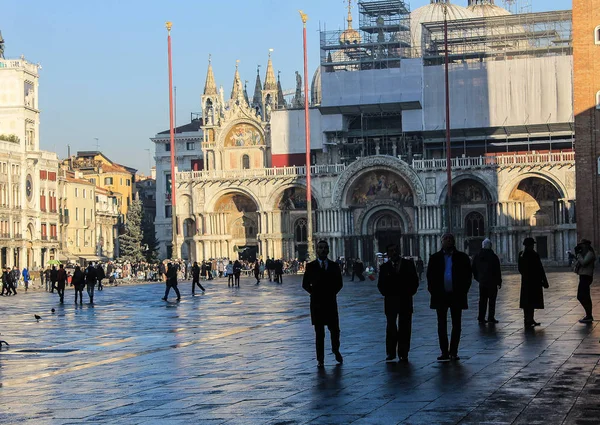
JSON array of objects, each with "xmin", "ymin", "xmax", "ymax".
[
  {"xmin": 385, "ymin": 355, "xmax": 396, "ymax": 362},
  {"xmin": 450, "ymin": 354, "xmax": 460, "ymax": 361},
  {"xmin": 478, "ymin": 318, "xmax": 486, "ymax": 324},
  {"xmin": 524, "ymin": 321, "xmax": 535, "ymax": 328},
  {"xmin": 437, "ymin": 354, "xmax": 450, "ymax": 362},
  {"xmin": 334, "ymin": 351, "xmax": 343, "ymax": 364},
  {"xmin": 398, "ymin": 356, "xmax": 409, "ymax": 363},
  {"xmin": 317, "ymin": 361, "xmax": 324, "ymax": 368},
  {"xmin": 579, "ymin": 316, "xmax": 594, "ymax": 324},
  {"xmin": 161, "ymin": 297, "xmax": 167, "ymax": 301},
  {"xmin": 176, "ymin": 297, "xmax": 181, "ymax": 301},
  {"xmin": 487, "ymin": 318, "xmax": 499, "ymax": 324}
]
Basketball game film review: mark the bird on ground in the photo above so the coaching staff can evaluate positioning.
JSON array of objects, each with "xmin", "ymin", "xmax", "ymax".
[
  {"xmin": 34, "ymin": 314, "xmax": 41, "ymax": 321},
  {"xmin": 0, "ymin": 340, "xmax": 9, "ymax": 350},
  {"xmin": 51, "ymin": 308, "xmax": 55, "ymax": 313}
]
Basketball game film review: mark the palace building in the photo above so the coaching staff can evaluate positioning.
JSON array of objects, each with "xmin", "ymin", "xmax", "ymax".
[{"xmin": 153, "ymin": 0, "xmax": 576, "ymax": 266}]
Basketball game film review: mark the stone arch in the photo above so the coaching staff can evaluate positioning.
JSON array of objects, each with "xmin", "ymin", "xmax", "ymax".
[
  {"xmin": 508, "ymin": 175, "xmax": 562, "ymax": 227},
  {"xmin": 179, "ymin": 194, "xmax": 193, "ymax": 217},
  {"xmin": 333, "ymin": 156, "xmax": 426, "ymax": 208},
  {"xmin": 27, "ymin": 222, "xmax": 35, "ymax": 240},
  {"xmin": 205, "ymin": 187, "xmax": 262, "ymax": 213},
  {"xmin": 357, "ymin": 201, "xmax": 413, "ymax": 235},
  {"xmin": 183, "ymin": 217, "xmax": 196, "ymax": 238},
  {"xmin": 267, "ymin": 182, "xmax": 321, "ymax": 212},
  {"xmin": 438, "ymin": 174, "xmax": 497, "ymax": 205},
  {"xmin": 499, "ymin": 172, "xmax": 567, "ymax": 201}
]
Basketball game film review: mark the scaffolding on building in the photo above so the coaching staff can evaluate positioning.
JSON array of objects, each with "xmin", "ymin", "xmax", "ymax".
[
  {"xmin": 421, "ymin": 10, "xmax": 572, "ymax": 66},
  {"xmin": 320, "ymin": 0, "xmax": 411, "ymax": 71}
]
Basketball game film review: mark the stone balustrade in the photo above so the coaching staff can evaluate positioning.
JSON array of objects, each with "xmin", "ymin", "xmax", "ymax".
[
  {"xmin": 177, "ymin": 164, "xmax": 347, "ymax": 182},
  {"xmin": 412, "ymin": 152, "xmax": 575, "ymax": 171}
]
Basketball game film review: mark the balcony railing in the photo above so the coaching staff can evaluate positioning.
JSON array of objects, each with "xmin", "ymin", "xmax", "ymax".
[
  {"xmin": 41, "ymin": 235, "xmax": 48, "ymax": 241},
  {"xmin": 60, "ymin": 215, "xmax": 70, "ymax": 224},
  {"xmin": 411, "ymin": 152, "xmax": 575, "ymax": 171},
  {"xmin": 177, "ymin": 164, "xmax": 347, "ymax": 182},
  {"xmin": 0, "ymin": 233, "xmax": 10, "ymax": 239}
]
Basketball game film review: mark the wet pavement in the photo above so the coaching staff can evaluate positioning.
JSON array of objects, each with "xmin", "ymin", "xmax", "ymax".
[{"xmin": 0, "ymin": 270, "xmax": 599, "ymax": 424}]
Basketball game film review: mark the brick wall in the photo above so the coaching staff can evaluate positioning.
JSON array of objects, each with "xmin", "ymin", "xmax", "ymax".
[{"xmin": 574, "ymin": 0, "xmax": 600, "ymax": 247}]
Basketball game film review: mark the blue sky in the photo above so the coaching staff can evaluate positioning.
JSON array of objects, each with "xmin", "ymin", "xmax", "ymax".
[{"xmin": 2, "ymin": 0, "xmax": 571, "ymax": 174}]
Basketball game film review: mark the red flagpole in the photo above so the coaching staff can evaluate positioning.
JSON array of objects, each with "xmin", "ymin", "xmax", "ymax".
[
  {"xmin": 443, "ymin": 8, "xmax": 452, "ymax": 233},
  {"xmin": 300, "ymin": 11, "xmax": 314, "ymax": 261},
  {"xmin": 167, "ymin": 22, "xmax": 178, "ymax": 258}
]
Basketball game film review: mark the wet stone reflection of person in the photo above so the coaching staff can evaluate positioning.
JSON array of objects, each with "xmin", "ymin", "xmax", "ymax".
[{"xmin": 302, "ymin": 240, "xmax": 344, "ymax": 368}]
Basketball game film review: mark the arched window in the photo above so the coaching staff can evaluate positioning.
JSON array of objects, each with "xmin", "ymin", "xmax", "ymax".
[
  {"xmin": 465, "ymin": 211, "xmax": 485, "ymax": 237},
  {"xmin": 242, "ymin": 154, "xmax": 250, "ymax": 170},
  {"xmin": 295, "ymin": 218, "xmax": 308, "ymax": 243},
  {"xmin": 595, "ymin": 25, "xmax": 600, "ymax": 45}
]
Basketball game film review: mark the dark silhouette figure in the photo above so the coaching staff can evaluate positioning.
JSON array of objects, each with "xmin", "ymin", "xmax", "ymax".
[
  {"xmin": 233, "ymin": 260, "xmax": 241, "ymax": 287},
  {"xmin": 266, "ymin": 258, "xmax": 275, "ymax": 281},
  {"xmin": 302, "ymin": 240, "xmax": 344, "ymax": 368},
  {"xmin": 518, "ymin": 237, "xmax": 549, "ymax": 328},
  {"xmin": 72, "ymin": 266, "xmax": 85, "ymax": 304},
  {"xmin": 427, "ymin": 233, "xmax": 472, "ymax": 362},
  {"xmin": 1, "ymin": 267, "xmax": 10, "ymax": 295},
  {"xmin": 472, "ymin": 238, "xmax": 502, "ymax": 324},
  {"xmin": 415, "ymin": 257, "xmax": 424, "ymax": 281},
  {"xmin": 162, "ymin": 263, "xmax": 181, "ymax": 301},
  {"xmin": 377, "ymin": 243, "xmax": 419, "ymax": 362},
  {"xmin": 573, "ymin": 239, "xmax": 596, "ymax": 323},
  {"xmin": 352, "ymin": 259, "xmax": 365, "ymax": 282},
  {"xmin": 274, "ymin": 259, "xmax": 283, "ymax": 284},
  {"xmin": 96, "ymin": 264, "xmax": 105, "ymax": 291},
  {"xmin": 57, "ymin": 264, "xmax": 67, "ymax": 304},
  {"xmin": 191, "ymin": 261, "xmax": 205, "ymax": 294},
  {"xmin": 50, "ymin": 266, "xmax": 58, "ymax": 293},
  {"xmin": 85, "ymin": 263, "xmax": 97, "ymax": 304},
  {"xmin": 254, "ymin": 260, "xmax": 261, "ymax": 284}
]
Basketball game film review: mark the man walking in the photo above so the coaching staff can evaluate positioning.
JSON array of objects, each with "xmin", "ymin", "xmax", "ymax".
[
  {"xmin": 377, "ymin": 243, "xmax": 419, "ymax": 362},
  {"xmin": 162, "ymin": 262, "xmax": 181, "ymax": 301},
  {"xmin": 472, "ymin": 238, "xmax": 502, "ymax": 324},
  {"xmin": 96, "ymin": 263, "xmax": 105, "ymax": 291},
  {"xmin": 57, "ymin": 264, "xmax": 67, "ymax": 304},
  {"xmin": 518, "ymin": 237, "xmax": 549, "ymax": 327},
  {"xmin": 85, "ymin": 262, "xmax": 97, "ymax": 304},
  {"xmin": 50, "ymin": 266, "xmax": 58, "ymax": 293},
  {"xmin": 302, "ymin": 240, "xmax": 344, "ymax": 368},
  {"xmin": 427, "ymin": 233, "xmax": 472, "ymax": 362},
  {"xmin": 573, "ymin": 239, "xmax": 596, "ymax": 323},
  {"xmin": 191, "ymin": 261, "xmax": 205, "ymax": 295}
]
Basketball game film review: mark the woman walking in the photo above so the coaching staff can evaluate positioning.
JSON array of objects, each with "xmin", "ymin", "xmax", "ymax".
[{"xmin": 573, "ymin": 239, "xmax": 596, "ymax": 323}]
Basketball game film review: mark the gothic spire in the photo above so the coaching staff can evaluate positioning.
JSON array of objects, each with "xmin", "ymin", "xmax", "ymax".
[
  {"xmin": 264, "ymin": 50, "xmax": 277, "ymax": 91},
  {"xmin": 203, "ymin": 54, "xmax": 217, "ymax": 96},
  {"xmin": 230, "ymin": 60, "xmax": 246, "ymax": 104},
  {"xmin": 277, "ymin": 71, "xmax": 286, "ymax": 108},
  {"xmin": 244, "ymin": 80, "xmax": 250, "ymax": 105},
  {"xmin": 252, "ymin": 65, "xmax": 263, "ymax": 108}
]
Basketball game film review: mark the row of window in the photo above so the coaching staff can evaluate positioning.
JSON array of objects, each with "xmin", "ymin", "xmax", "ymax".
[
  {"xmin": 101, "ymin": 177, "xmax": 131, "ymax": 186},
  {"xmin": 74, "ymin": 207, "xmax": 93, "ymax": 224},
  {"xmin": 0, "ymin": 184, "xmax": 21, "ymax": 208},
  {"xmin": 74, "ymin": 229, "xmax": 93, "ymax": 247},
  {"xmin": 40, "ymin": 191, "xmax": 58, "ymax": 213},
  {"xmin": 0, "ymin": 163, "xmax": 20, "ymax": 175},
  {"xmin": 40, "ymin": 170, "xmax": 57, "ymax": 181},
  {"xmin": 40, "ymin": 223, "xmax": 58, "ymax": 239},
  {"xmin": 165, "ymin": 142, "xmax": 195, "ymax": 151}
]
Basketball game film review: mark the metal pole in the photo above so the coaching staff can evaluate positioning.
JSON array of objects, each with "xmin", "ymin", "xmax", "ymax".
[
  {"xmin": 167, "ymin": 22, "xmax": 178, "ymax": 259},
  {"xmin": 444, "ymin": 7, "xmax": 453, "ymax": 234},
  {"xmin": 300, "ymin": 10, "xmax": 314, "ymax": 261}
]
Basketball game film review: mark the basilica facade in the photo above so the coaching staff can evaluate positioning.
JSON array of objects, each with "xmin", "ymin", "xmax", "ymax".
[{"xmin": 153, "ymin": 0, "xmax": 577, "ymax": 266}]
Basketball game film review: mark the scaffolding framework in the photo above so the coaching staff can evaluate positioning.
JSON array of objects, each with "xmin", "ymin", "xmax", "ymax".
[
  {"xmin": 320, "ymin": 0, "xmax": 411, "ymax": 71},
  {"xmin": 421, "ymin": 10, "xmax": 572, "ymax": 66}
]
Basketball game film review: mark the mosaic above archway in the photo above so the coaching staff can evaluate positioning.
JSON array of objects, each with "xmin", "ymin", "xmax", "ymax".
[
  {"xmin": 215, "ymin": 194, "xmax": 258, "ymax": 213},
  {"xmin": 347, "ymin": 170, "xmax": 414, "ymax": 207},
  {"xmin": 450, "ymin": 179, "xmax": 492, "ymax": 204},
  {"xmin": 277, "ymin": 187, "xmax": 318, "ymax": 210},
  {"xmin": 224, "ymin": 123, "xmax": 263, "ymax": 147},
  {"xmin": 510, "ymin": 177, "xmax": 560, "ymax": 202}
]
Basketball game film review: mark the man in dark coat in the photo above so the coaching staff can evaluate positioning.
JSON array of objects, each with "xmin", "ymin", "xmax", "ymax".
[
  {"xmin": 427, "ymin": 233, "xmax": 472, "ymax": 362},
  {"xmin": 50, "ymin": 266, "xmax": 58, "ymax": 293},
  {"xmin": 274, "ymin": 259, "xmax": 284, "ymax": 284},
  {"xmin": 96, "ymin": 264, "xmax": 106, "ymax": 291},
  {"xmin": 518, "ymin": 237, "xmax": 549, "ymax": 327},
  {"xmin": 162, "ymin": 262, "xmax": 181, "ymax": 301},
  {"xmin": 85, "ymin": 263, "xmax": 97, "ymax": 304},
  {"xmin": 266, "ymin": 258, "xmax": 275, "ymax": 281},
  {"xmin": 302, "ymin": 240, "xmax": 344, "ymax": 368},
  {"xmin": 377, "ymin": 243, "xmax": 419, "ymax": 362},
  {"xmin": 191, "ymin": 261, "xmax": 205, "ymax": 295},
  {"xmin": 57, "ymin": 264, "xmax": 67, "ymax": 304},
  {"xmin": 472, "ymin": 238, "xmax": 502, "ymax": 324}
]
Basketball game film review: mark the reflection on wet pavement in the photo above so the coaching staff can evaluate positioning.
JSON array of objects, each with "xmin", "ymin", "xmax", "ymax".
[{"xmin": 0, "ymin": 271, "xmax": 598, "ymax": 424}]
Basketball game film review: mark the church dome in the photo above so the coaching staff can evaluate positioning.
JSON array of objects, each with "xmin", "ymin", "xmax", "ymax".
[
  {"xmin": 340, "ymin": 0, "xmax": 361, "ymax": 45},
  {"xmin": 311, "ymin": 67, "xmax": 322, "ymax": 106},
  {"xmin": 467, "ymin": 0, "xmax": 511, "ymax": 17},
  {"xmin": 410, "ymin": 0, "xmax": 477, "ymax": 57}
]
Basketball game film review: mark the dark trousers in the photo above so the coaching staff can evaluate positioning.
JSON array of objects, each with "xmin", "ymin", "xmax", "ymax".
[
  {"xmin": 234, "ymin": 274, "xmax": 240, "ymax": 286},
  {"xmin": 577, "ymin": 275, "xmax": 594, "ymax": 317},
  {"xmin": 51, "ymin": 280, "xmax": 56, "ymax": 293},
  {"xmin": 314, "ymin": 323, "xmax": 340, "ymax": 363},
  {"xmin": 164, "ymin": 284, "xmax": 181, "ymax": 299},
  {"xmin": 228, "ymin": 274, "xmax": 234, "ymax": 286},
  {"xmin": 436, "ymin": 306, "xmax": 462, "ymax": 356},
  {"xmin": 75, "ymin": 288, "xmax": 83, "ymax": 304},
  {"xmin": 192, "ymin": 278, "xmax": 205, "ymax": 294},
  {"xmin": 478, "ymin": 284, "xmax": 498, "ymax": 321},
  {"xmin": 57, "ymin": 285, "xmax": 65, "ymax": 303},
  {"xmin": 385, "ymin": 310, "xmax": 412, "ymax": 358},
  {"xmin": 267, "ymin": 269, "xmax": 272, "ymax": 281},
  {"xmin": 523, "ymin": 308, "xmax": 535, "ymax": 324}
]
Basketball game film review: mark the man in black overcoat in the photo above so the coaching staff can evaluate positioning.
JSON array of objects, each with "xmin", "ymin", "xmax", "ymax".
[
  {"xmin": 472, "ymin": 238, "xmax": 502, "ymax": 323},
  {"xmin": 302, "ymin": 240, "xmax": 344, "ymax": 368},
  {"xmin": 377, "ymin": 243, "xmax": 419, "ymax": 362},
  {"xmin": 518, "ymin": 237, "xmax": 549, "ymax": 327},
  {"xmin": 427, "ymin": 233, "xmax": 472, "ymax": 362},
  {"xmin": 191, "ymin": 261, "xmax": 205, "ymax": 295}
]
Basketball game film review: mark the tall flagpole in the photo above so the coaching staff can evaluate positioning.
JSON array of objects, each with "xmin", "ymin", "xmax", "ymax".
[
  {"xmin": 299, "ymin": 10, "xmax": 314, "ymax": 261},
  {"xmin": 166, "ymin": 21, "xmax": 178, "ymax": 258},
  {"xmin": 443, "ymin": 7, "xmax": 453, "ymax": 234}
]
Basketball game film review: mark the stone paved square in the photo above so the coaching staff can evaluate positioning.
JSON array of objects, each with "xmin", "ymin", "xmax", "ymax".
[{"xmin": 0, "ymin": 271, "xmax": 599, "ymax": 424}]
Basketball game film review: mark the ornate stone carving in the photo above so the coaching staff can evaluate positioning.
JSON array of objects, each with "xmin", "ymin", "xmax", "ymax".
[
  {"xmin": 332, "ymin": 156, "xmax": 426, "ymax": 208},
  {"xmin": 354, "ymin": 199, "xmax": 414, "ymax": 234}
]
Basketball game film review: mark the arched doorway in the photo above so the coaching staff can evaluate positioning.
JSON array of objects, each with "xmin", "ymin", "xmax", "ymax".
[
  {"xmin": 465, "ymin": 211, "xmax": 485, "ymax": 254},
  {"xmin": 214, "ymin": 193, "xmax": 259, "ymax": 261},
  {"xmin": 276, "ymin": 187, "xmax": 318, "ymax": 260},
  {"xmin": 375, "ymin": 213, "xmax": 403, "ymax": 255},
  {"xmin": 294, "ymin": 218, "xmax": 308, "ymax": 261}
]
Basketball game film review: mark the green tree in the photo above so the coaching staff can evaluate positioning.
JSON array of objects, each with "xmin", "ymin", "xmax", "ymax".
[
  {"xmin": 119, "ymin": 200, "xmax": 144, "ymax": 262},
  {"xmin": 141, "ymin": 209, "xmax": 160, "ymax": 263}
]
